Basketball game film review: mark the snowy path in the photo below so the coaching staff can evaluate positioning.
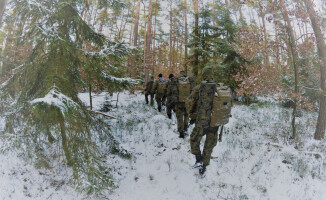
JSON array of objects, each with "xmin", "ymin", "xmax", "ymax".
[
  {"xmin": 0, "ymin": 91, "xmax": 324, "ymax": 199},
  {"xmin": 95, "ymin": 92, "xmax": 326, "ymax": 200}
]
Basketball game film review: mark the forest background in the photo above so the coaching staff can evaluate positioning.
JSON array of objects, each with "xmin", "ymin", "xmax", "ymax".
[{"xmin": 0, "ymin": 0, "xmax": 326, "ymax": 196}]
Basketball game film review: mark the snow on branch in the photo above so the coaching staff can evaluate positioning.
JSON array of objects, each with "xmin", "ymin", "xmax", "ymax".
[
  {"xmin": 84, "ymin": 42, "xmax": 130, "ymax": 59},
  {"xmin": 30, "ymin": 87, "xmax": 81, "ymax": 115},
  {"xmin": 101, "ymin": 71, "xmax": 139, "ymax": 85}
]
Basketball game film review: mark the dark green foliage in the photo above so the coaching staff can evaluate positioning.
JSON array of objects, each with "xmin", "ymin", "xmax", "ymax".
[
  {"xmin": 188, "ymin": 4, "xmax": 247, "ymax": 91},
  {"xmin": 0, "ymin": 0, "xmax": 131, "ymax": 195}
]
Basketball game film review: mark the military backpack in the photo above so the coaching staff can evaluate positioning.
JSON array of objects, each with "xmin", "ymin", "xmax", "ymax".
[
  {"xmin": 210, "ymin": 83, "xmax": 232, "ymax": 127},
  {"xmin": 157, "ymin": 81, "xmax": 166, "ymax": 95},
  {"xmin": 178, "ymin": 77, "xmax": 191, "ymax": 102},
  {"xmin": 196, "ymin": 82, "xmax": 232, "ymax": 128},
  {"xmin": 196, "ymin": 82, "xmax": 216, "ymax": 128}
]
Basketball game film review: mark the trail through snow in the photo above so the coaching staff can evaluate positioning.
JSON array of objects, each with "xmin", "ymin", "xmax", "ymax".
[
  {"xmin": 81, "ymin": 91, "xmax": 326, "ymax": 200},
  {"xmin": 0, "ymin": 91, "xmax": 324, "ymax": 199}
]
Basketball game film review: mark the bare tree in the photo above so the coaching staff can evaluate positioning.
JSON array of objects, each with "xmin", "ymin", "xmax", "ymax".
[
  {"xmin": 302, "ymin": 0, "xmax": 326, "ymax": 140},
  {"xmin": 0, "ymin": 0, "xmax": 7, "ymax": 26},
  {"xmin": 145, "ymin": 0, "xmax": 153, "ymax": 84},
  {"xmin": 279, "ymin": 0, "xmax": 300, "ymax": 140},
  {"xmin": 184, "ymin": 0, "xmax": 188, "ymax": 74},
  {"xmin": 132, "ymin": 0, "xmax": 141, "ymax": 78}
]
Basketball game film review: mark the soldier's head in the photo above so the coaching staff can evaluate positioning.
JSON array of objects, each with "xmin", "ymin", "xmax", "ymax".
[
  {"xmin": 179, "ymin": 71, "xmax": 186, "ymax": 77},
  {"xmin": 158, "ymin": 73, "xmax": 163, "ymax": 78},
  {"xmin": 149, "ymin": 74, "xmax": 154, "ymax": 80},
  {"xmin": 202, "ymin": 66, "xmax": 214, "ymax": 82},
  {"xmin": 169, "ymin": 74, "xmax": 174, "ymax": 79}
]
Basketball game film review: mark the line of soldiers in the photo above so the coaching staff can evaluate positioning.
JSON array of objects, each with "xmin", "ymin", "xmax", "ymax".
[{"xmin": 144, "ymin": 67, "xmax": 222, "ymax": 176}]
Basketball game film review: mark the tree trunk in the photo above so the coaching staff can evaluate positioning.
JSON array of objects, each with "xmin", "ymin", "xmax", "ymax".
[
  {"xmin": 58, "ymin": 112, "xmax": 72, "ymax": 166},
  {"xmin": 279, "ymin": 0, "xmax": 299, "ymax": 140},
  {"xmin": 225, "ymin": 0, "xmax": 229, "ymax": 12},
  {"xmin": 144, "ymin": 0, "xmax": 153, "ymax": 84},
  {"xmin": 0, "ymin": 0, "xmax": 7, "ymax": 26},
  {"xmin": 193, "ymin": 0, "xmax": 199, "ymax": 76},
  {"xmin": 152, "ymin": 0, "xmax": 158, "ymax": 75},
  {"xmin": 184, "ymin": 0, "xmax": 188, "ymax": 75},
  {"xmin": 303, "ymin": 0, "xmax": 326, "ymax": 140},
  {"xmin": 169, "ymin": 0, "xmax": 173, "ymax": 70},
  {"xmin": 89, "ymin": 84, "xmax": 92, "ymax": 110},
  {"xmin": 132, "ymin": 0, "xmax": 141, "ymax": 78},
  {"xmin": 259, "ymin": 2, "xmax": 270, "ymax": 70}
]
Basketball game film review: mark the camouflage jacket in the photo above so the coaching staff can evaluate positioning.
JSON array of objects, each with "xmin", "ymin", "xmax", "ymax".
[
  {"xmin": 151, "ymin": 78, "xmax": 166, "ymax": 95},
  {"xmin": 145, "ymin": 80, "xmax": 154, "ymax": 93},
  {"xmin": 166, "ymin": 77, "xmax": 178, "ymax": 106},
  {"xmin": 186, "ymin": 84, "xmax": 200, "ymax": 116}
]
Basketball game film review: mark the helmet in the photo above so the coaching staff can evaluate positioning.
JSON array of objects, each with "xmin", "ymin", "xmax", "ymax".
[
  {"xmin": 202, "ymin": 66, "xmax": 213, "ymax": 82},
  {"xmin": 179, "ymin": 71, "xmax": 186, "ymax": 77}
]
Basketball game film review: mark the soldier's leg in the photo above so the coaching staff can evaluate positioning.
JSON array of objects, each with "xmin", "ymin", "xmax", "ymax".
[
  {"xmin": 190, "ymin": 126, "xmax": 204, "ymax": 155},
  {"xmin": 162, "ymin": 96, "xmax": 166, "ymax": 106},
  {"xmin": 150, "ymin": 94, "xmax": 154, "ymax": 106},
  {"xmin": 145, "ymin": 92, "xmax": 149, "ymax": 104},
  {"xmin": 167, "ymin": 105, "xmax": 172, "ymax": 119},
  {"xmin": 202, "ymin": 126, "xmax": 219, "ymax": 166},
  {"xmin": 157, "ymin": 96, "xmax": 162, "ymax": 112},
  {"xmin": 183, "ymin": 104, "xmax": 189, "ymax": 132},
  {"xmin": 175, "ymin": 103, "xmax": 184, "ymax": 133}
]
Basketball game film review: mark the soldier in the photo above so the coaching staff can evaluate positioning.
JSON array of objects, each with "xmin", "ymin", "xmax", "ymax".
[
  {"xmin": 144, "ymin": 74, "xmax": 154, "ymax": 106},
  {"xmin": 186, "ymin": 66, "xmax": 219, "ymax": 176},
  {"xmin": 164, "ymin": 73, "xmax": 175, "ymax": 119},
  {"xmin": 151, "ymin": 73, "xmax": 166, "ymax": 112},
  {"xmin": 175, "ymin": 71, "xmax": 190, "ymax": 138},
  {"xmin": 188, "ymin": 76, "xmax": 197, "ymax": 125}
]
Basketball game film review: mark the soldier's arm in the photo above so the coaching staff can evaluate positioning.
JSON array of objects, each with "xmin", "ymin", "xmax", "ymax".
[
  {"xmin": 151, "ymin": 80, "xmax": 157, "ymax": 94},
  {"xmin": 145, "ymin": 82, "xmax": 150, "ymax": 91},
  {"xmin": 164, "ymin": 82, "xmax": 168, "ymax": 96},
  {"xmin": 186, "ymin": 85, "xmax": 200, "ymax": 114}
]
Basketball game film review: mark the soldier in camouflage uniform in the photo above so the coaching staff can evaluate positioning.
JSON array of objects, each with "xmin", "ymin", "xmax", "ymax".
[
  {"xmin": 151, "ymin": 73, "xmax": 166, "ymax": 112},
  {"xmin": 175, "ymin": 71, "xmax": 189, "ymax": 138},
  {"xmin": 164, "ymin": 74, "xmax": 175, "ymax": 119},
  {"xmin": 186, "ymin": 66, "xmax": 219, "ymax": 176},
  {"xmin": 188, "ymin": 76, "xmax": 197, "ymax": 125},
  {"xmin": 144, "ymin": 74, "xmax": 154, "ymax": 106}
]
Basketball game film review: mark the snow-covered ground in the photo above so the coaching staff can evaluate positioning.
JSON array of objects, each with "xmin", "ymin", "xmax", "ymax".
[
  {"xmin": 99, "ymin": 91, "xmax": 326, "ymax": 200},
  {"xmin": 0, "ymin": 91, "xmax": 325, "ymax": 199}
]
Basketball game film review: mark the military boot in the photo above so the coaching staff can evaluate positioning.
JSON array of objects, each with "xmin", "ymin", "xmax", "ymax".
[
  {"xmin": 192, "ymin": 154, "xmax": 203, "ymax": 169},
  {"xmin": 199, "ymin": 165, "xmax": 206, "ymax": 176},
  {"xmin": 184, "ymin": 124, "xmax": 188, "ymax": 132},
  {"xmin": 179, "ymin": 131, "xmax": 185, "ymax": 138},
  {"xmin": 189, "ymin": 119, "xmax": 196, "ymax": 125},
  {"xmin": 167, "ymin": 113, "xmax": 172, "ymax": 119},
  {"xmin": 158, "ymin": 107, "xmax": 161, "ymax": 112}
]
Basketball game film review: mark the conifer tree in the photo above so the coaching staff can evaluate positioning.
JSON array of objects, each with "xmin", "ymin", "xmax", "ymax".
[{"xmin": 1, "ymin": 0, "xmax": 130, "ymax": 194}]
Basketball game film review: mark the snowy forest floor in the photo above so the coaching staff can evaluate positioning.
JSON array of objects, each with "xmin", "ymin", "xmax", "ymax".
[{"xmin": 0, "ymin": 91, "xmax": 326, "ymax": 199}]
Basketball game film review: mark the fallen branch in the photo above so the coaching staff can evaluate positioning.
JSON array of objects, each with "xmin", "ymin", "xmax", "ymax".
[{"xmin": 88, "ymin": 110, "xmax": 116, "ymax": 119}]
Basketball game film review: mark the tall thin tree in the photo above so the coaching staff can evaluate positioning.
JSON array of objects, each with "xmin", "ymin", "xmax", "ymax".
[
  {"xmin": 302, "ymin": 0, "xmax": 326, "ymax": 140},
  {"xmin": 145, "ymin": 0, "xmax": 153, "ymax": 84},
  {"xmin": 279, "ymin": 0, "xmax": 300, "ymax": 140}
]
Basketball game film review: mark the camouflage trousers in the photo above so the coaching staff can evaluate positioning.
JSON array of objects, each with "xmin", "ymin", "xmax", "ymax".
[
  {"xmin": 166, "ymin": 104, "xmax": 175, "ymax": 115},
  {"xmin": 175, "ymin": 102, "xmax": 189, "ymax": 133},
  {"xmin": 190, "ymin": 126, "xmax": 219, "ymax": 166},
  {"xmin": 145, "ymin": 91, "xmax": 154, "ymax": 106},
  {"xmin": 155, "ymin": 94, "xmax": 165, "ymax": 112}
]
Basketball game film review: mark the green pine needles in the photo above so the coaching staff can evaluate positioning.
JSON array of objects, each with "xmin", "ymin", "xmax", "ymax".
[{"xmin": 0, "ymin": 0, "xmax": 131, "ymax": 195}]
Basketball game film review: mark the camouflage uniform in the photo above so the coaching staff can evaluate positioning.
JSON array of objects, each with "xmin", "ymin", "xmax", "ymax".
[
  {"xmin": 165, "ymin": 76, "xmax": 178, "ymax": 119},
  {"xmin": 175, "ymin": 71, "xmax": 189, "ymax": 137},
  {"xmin": 151, "ymin": 77, "xmax": 166, "ymax": 112},
  {"xmin": 145, "ymin": 75, "xmax": 154, "ymax": 106},
  {"xmin": 188, "ymin": 76, "xmax": 197, "ymax": 124},
  {"xmin": 187, "ymin": 66, "xmax": 219, "ymax": 175}
]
